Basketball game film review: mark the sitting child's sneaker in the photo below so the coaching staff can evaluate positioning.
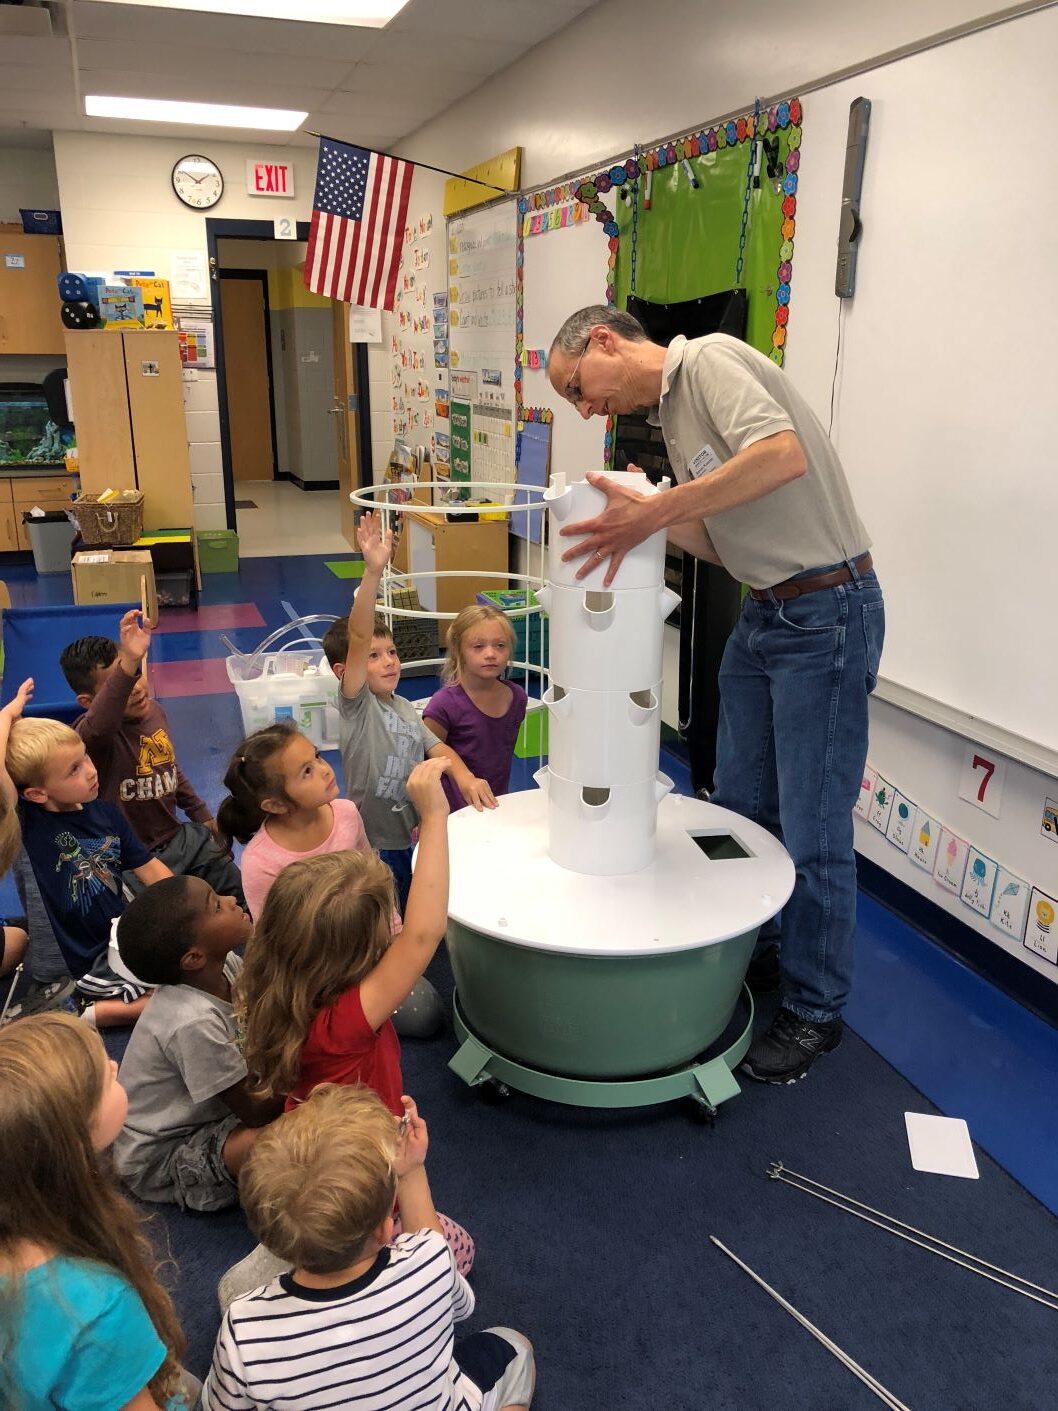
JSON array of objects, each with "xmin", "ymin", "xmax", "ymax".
[
  {"xmin": 740, "ymin": 1008, "xmax": 843, "ymax": 1084},
  {"xmin": 0, "ymin": 977, "xmax": 76, "ymax": 1026}
]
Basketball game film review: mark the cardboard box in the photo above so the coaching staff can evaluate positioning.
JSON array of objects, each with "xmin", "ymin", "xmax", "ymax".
[{"xmin": 71, "ymin": 550, "xmax": 158, "ymax": 620}]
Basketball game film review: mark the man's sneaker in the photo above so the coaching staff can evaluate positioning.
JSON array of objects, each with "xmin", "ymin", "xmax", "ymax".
[
  {"xmin": 745, "ymin": 946, "xmax": 782, "ymax": 994},
  {"xmin": 0, "ymin": 977, "xmax": 77, "ymax": 1026},
  {"xmin": 740, "ymin": 1008, "xmax": 843, "ymax": 1084}
]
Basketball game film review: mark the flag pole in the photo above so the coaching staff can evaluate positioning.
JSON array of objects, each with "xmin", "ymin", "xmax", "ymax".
[{"xmin": 307, "ymin": 130, "xmax": 514, "ymax": 197}]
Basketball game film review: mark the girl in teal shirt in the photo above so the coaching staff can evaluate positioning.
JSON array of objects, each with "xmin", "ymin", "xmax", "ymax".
[{"xmin": 0, "ymin": 1012, "xmax": 194, "ymax": 1411}]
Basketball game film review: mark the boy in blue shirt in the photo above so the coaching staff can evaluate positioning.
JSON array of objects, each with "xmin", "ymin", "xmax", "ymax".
[{"xmin": 0, "ymin": 678, "xmax": 171, "ymax": 1028}]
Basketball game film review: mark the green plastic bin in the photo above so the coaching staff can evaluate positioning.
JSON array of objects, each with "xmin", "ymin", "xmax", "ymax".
[{"xmin": 197, "ymin": 530, "xmax": 240, "ymax": 574}]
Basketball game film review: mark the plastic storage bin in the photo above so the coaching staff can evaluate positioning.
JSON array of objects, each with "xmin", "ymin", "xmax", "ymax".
[
  {"xmin": 197, "ymin": 529, "xmax": 240, "ymax": 574},
  {"xmin": 23, "ymin": 510, "xmax": 75, "ymax": 575},
  {"xmin": 226, "ymin": 626, "xmax": 341, "ymax": 750}
]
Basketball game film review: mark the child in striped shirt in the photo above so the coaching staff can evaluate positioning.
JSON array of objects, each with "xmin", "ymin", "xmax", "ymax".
[{"xmin": 203, "ymin": 1085, "xmax": 534, "ymax": 1411}]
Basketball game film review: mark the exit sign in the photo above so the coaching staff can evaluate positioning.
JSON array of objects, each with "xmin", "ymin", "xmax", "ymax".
[{"xmin": 245, "ymin": 160, "xmax": 295, "ymax": 198}]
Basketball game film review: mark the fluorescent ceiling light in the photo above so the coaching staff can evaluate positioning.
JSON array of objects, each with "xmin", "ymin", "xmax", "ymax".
[
  {"xmin": 85, "ymin": 96, "xmax": 308, "ymax": 132},
  {"xmin": 86, "ymin": 0, "xmax": 409, "ymax": 24}
]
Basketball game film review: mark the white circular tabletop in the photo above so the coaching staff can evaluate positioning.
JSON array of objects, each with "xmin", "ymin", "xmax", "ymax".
[{"xmin": 446, "ymin": 787, "xmax": 795, "ymax": 958}]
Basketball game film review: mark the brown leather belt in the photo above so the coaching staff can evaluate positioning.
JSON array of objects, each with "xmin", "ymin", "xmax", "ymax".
[{"xmin": 750, "ymin": 552, "xmax": 873, "ymax": 602}]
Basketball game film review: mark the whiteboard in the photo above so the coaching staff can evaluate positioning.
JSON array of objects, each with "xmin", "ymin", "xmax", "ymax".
[
  {"xmin": 521, "ymin": 208, "xmax": 609, "ymax": 479},
  {"xmin": 785, "ymin": 7, "xmax": 1056, "ymax": 761},
  {"xmin": 448, "ymin": 201, "xmax": 518, "ymax": 485}
]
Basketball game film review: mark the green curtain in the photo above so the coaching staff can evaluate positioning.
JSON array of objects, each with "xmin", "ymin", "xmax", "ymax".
[{"xmin": 613, "ymin": 130, "xmax": 793, "ymax": 358}]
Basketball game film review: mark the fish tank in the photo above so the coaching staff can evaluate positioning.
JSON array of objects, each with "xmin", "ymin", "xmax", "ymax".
[{"xmin": 0, "ymin": 383, "xmax": 73, "ymax": 468}]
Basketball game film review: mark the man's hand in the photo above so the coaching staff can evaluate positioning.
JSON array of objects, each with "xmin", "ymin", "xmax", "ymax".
[
  {"xmin": 460, "ymin": 776, "xmax": 498, "ymax": 812},
  {"xmin": 559, "ymin": 468, "xmax": 662, "ymax": 587},
  {"xmin": 0, "ymin": 678, "xmax": 33, "ymax": 723},
  {"xmin": 118, "ymin": 609, "xmax": 152, "ymax": 663},
  {"xmin": 356, "ymin": 509, "xmax": 394, "ymax": 576}
]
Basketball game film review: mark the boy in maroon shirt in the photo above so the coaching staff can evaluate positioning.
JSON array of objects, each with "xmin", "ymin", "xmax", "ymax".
[{"xmin": 60, "ymin": 609, "xmax": 243, "ymax": 902}]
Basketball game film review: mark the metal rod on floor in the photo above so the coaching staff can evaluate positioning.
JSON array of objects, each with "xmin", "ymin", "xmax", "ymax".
[
  {"xmin": 768, "ymin": 1163, "xmax": 1058, "ymax": 1312},
  {"xmin": 710, "ymin": 1237, "xmax": 913, "ymax": 1411}
]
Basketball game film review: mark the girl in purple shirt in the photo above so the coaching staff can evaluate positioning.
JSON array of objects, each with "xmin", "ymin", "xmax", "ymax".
[{"xmin": 424, "ymin": 606, "xmax": 527, "ymax": 812}]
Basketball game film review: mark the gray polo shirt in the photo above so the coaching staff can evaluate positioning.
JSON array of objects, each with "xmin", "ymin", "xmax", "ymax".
[
  {"xmin": 655, "ymin": 334, "xmax": 870, "ymax": 589},
  {"xmin": 338, "ymin": 682, "xmax": 437, "ymax": 850}
]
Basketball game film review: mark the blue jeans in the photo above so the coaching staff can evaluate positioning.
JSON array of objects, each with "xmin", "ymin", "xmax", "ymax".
[
  {"xmin": 708, "ymin": 566, "xmax": 884, "ymax": 1022},
  {"xmin": 379, "ymin": 845, "xmax": 413, "ymax": 916}
]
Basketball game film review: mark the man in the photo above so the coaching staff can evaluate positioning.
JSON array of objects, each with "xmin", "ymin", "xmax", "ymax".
[{"xmin": 547, "ymin": 306, "xmax": 884, "ymax": 1084}]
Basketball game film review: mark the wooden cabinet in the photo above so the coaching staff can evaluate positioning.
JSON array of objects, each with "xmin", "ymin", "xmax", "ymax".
[
  {"xmin": 64, "ymin": 330, "xmax": 193, "ymax": 532},
  {"xmin": 0, "ymin": 224, "xmax": 66, "ymax": 354},
  {"xmin": 0, "ymin": 473, "xmax": 77, "ymax": 552},
  {"xmin": 391, "ymin": 509, "xmax": 509, "ymax": 643}
]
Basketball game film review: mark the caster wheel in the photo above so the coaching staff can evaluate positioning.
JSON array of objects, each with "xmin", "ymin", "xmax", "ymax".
[
  {"xmin": 477, "ymin": 1078, "xmax": 511, "ymax": 1105},
  {"xmin": 686, "ymin": 1097, "xmax": 718, "ymax": 1127}
]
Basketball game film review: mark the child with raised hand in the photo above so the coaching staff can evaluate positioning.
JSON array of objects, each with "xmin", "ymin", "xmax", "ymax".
[
  {"xmin": 0, "ymin": 1011, "xmax": 198, "ymax": 1410},
  {"xmin": 61, "ymin": 610, "xmax": 243, "ymax": 902},
  {"xmin": 424, "ymin": 603, "xmax": 528, "ymax": 812},
  {"xmin": 111, "ymin": 876, "xmax": 283, "ymax": 1212},
  {"xmin": 216, "ymin": 721, "xmax": 442, "ymax": 1038},
  {"xmin": 236, "ymin": 754, "xmax": 474, "ymax": 1273},
  {"xmin": 0, "ymin": 678, "xmax": 171, "ymax": 1029},
  {"xmin": 204, "ymin": 1086, "xmax": 534, "ymax": 1411},
  {"xmin": 321, "ymin": 508, "xmax": 497, "ymax": 916}
]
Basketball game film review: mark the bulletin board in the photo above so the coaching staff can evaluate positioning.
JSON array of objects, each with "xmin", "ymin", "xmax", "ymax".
[
  {"xmin": 785, "ymin": 7, "xmax": 1058, "ymax": 766},
  {"xmin": 447, "ymin": 201, "xmax": 519, "ymax": 486},
  {"xmin": 519, "ymin": 195, "xmax": 610, "ymax": 480}
]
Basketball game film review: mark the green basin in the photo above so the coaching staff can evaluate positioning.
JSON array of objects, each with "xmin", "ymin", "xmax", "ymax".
[{"xmin": 447, "ymin": 920, "xmax": 756, "ymax": 1080}]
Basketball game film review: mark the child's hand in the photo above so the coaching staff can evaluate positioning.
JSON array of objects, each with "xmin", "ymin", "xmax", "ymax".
[
  {"xmin": 0, "ymin": 678, "xmax": 33, "ymax": 722},
  {"xmin": 405, "ymin": 757, "xmax": 450, "ymax": 820},
  {"xmin": 394, "ymin": 1095, "xmax": 428, "ymax": 1176},
  {"xmin": 118, "ymin": 609, "xmax": 152, "ymax": 662},
  {"xmin": 356, "ymin": 510, "xmax": 394, "ymax": 575},
  {"xmin": 462, "ymin": 777, "xmax": 498, "ymax": 812}
]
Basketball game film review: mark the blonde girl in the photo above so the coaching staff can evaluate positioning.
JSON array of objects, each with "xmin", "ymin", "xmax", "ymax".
[
  {"xmin": 235, "ymin": 756, "xmax": 474, "ymax": 1274},
  {"xmin": 423, "ymin": 604, "xmax": 527, "ymax": 812},
  {"xmin": 0, "ymin": 1012, "xmax": 195, "ymax": 1410},
  {"xmin": 217, "ymin": 722, "xmax": 441, "ymax": 1038}
]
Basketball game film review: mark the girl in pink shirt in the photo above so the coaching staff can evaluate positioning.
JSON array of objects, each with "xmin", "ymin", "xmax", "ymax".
[
  {"xmin": 217, "ymin": 723, "xmax": 443, "ymax": 1037},
  {"xmin": 217, "ymin": 722, "xmax": 370, "ymax": 922}
]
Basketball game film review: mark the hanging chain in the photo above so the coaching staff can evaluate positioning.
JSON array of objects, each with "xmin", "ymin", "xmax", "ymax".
[
  {"xmin": 629, "ymin": 143, "xmax": 641, "ymax": 298},
  {"xmin": 734, "ymin": 98, "xmax": 762, "ymax": 288}
]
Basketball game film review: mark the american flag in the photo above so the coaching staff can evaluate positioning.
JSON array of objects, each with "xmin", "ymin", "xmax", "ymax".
[{"xmin": 304, "ymin": 137, "xmax": 413, "ymax": 310}]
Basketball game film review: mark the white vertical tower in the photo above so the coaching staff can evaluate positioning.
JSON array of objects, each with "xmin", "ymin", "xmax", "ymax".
[{"xmin": 536, "ymin": 471, "xmax": 679, "ymax": 875}]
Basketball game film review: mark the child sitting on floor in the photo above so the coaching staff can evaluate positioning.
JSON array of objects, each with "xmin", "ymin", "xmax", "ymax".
[
  {"xmin": 424, "ymin": 603, "xmax": 528, "ymax": 813},
  {"xmin": 236, "ymin": 755, "xmax": 474, "ymax": 1274},
  {"xmin": 321, "ymin": 508, "xmax": 496, "ymax": 915},
  {"xmin": 0, "ymin": 679, "xmax": 170, "ymax": 1028},
  {"xmin": 0, "ymin": 1012, "xmax": 198, "ymax": 1409},
  {"xmin": 112, "ymin": 876, "xmax": 283, "ymax": 1212},
  {"xmin": 217, "ymin": 721, "xmax": 441, "ymax": 1037},
  {"xmin": 60, "ymin": 609, "xmax": 244, "ymax": 903},
  {"xmin": 203, "ymin": 1086, "xmax": 533, "ymax": 1411}
]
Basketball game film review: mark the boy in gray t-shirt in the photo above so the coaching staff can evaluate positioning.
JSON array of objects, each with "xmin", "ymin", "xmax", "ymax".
[
  {"xmin": 112, "ymin": 876, "xmax": 282, "ymax": 1211},
  {"xmin": 322, "ymin": 509, "xmax": 496, "ymax": 913}
]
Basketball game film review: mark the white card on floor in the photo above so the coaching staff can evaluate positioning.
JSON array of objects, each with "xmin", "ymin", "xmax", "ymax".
[{"xmin": 904, "ymin": 1112, "xmax": 979, "ymax": 1179}]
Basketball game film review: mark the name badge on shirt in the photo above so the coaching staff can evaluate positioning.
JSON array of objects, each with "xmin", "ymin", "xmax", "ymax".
[{"xmin": 689, "ymin": 443, "xmax": 722, "ymax": 478}]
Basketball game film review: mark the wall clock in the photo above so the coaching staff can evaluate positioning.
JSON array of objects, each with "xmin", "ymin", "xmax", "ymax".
[{"xmin": 172, "ymin": 154, "xmax": 224, "ymax": 210}]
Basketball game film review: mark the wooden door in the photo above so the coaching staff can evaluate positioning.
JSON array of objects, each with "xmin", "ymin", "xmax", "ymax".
[
  {"xmin": 219, "ymin": 275, "xmax": 275, "ymax": 483},
  {"xmin": 0, "ymin": 225, "xmax": 66, "ymax": 354},
  {"xmin": 123, "ymin": 332, "xmax": 194, "ymax": 530},
  {"xmin": 330, "ymin": 300, "xmax": 360, "ymax": 547}
]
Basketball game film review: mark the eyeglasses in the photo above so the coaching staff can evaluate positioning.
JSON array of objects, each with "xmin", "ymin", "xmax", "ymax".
[{"xmin": 563, "ymin": 339, "xmax": 591, "ymax": 405}]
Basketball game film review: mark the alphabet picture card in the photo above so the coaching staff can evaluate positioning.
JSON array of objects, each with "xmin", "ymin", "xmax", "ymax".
[
  {"xmin": 990, "ymin": 868, "xmax": 1031, "ymax": 941},
  {"xmin": 1024, "ymin": 887, "xmax": 1058, "ymax": 964},
  {"xmin": 933, "ymin": 828, "xmax": 970, "ymax": 895},
  {"xmin": 960, "ymin": 848, "xmax": 998, "ymax": 917},
  {"xmin": 855, "ymin": 765, "xmax": 877, "ymax": 819},
  {"xmin": 867, "ymin": 776, "xmax": 895, "ymax": 832},
  {"xmin": 908, "ymin": 808, "xmax": 941, "ymax": 873},
  {"xmin": 885, "ymin": 791, "xmax": 916, "ymax": 852}
]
